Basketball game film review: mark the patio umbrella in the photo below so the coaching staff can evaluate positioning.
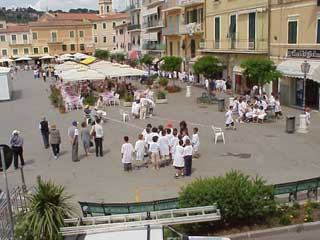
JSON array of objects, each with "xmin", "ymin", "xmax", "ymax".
[
  {"xmin": 0, "ymin": 58, "xmax": 14, "ymax": 63},
  {"xmin": 60, "ymin": 68, "xmax": 105, "ymax": 82},
  {"xmin": 74, "ymin": 53, "xmax": 89, "ymax": 60},
  {"xmin": 40, "ymin": 55, "xmax": 55, "ymax": 60},
  {"xmin": 15, "ymin": 57, "xmax": 32, "ymax": 61},
  {"xmin": 55, "ymin": 61, "xmax": 87, "ymax": 72}
]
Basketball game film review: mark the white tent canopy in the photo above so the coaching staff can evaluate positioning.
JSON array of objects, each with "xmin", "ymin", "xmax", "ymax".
[
  {"xmin": 55, "ymin": 61, "xmax": 88, "ymax": 72},
  {"xmin": 60, "ymin": 68, "xmax": 105, "ymax": 82},
  {"xmin": 74, "ymin": 53, "xmax": 89, "ymax": 60},
  {"xmin": 40, "ymin": 55, "xmax": 55, "ymax": 60},
  {"xmin": 0, "ymin": 58, "xmax": 13, "ymax": 63},
  {"xmin": 277, "ymin": 60, "xmax": 320, "ymax": 83},
  {"xmin": 15, "ymin": 57, "xmax": 32, "ymax": 61}
]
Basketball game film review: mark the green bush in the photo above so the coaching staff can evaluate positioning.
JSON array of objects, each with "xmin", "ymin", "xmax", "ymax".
[
  {"xmin": 83, "ymin": 95, "xmax": 97, "ymax": 106},
  {"xmin": 159, "ymin": 77, "xmax": 169, "ymax": 86},
  {"xmin": 156, "ymin": 90, "xmax": 167, "ymax": 100},
  {"xmin": 179, "ymin": 170, "xmax": 277, "ymax": 226},
  {"xmin": 49, "ymin": 85, "xmax": 61, "ymax": 107},
  {"xmin": 124, "ymin": 94, "xmax": 133, "ymax": 102},
  {"xmin": 279, "ymin": 214, "xmax": 292, "ymax": 226},
  {"xmin": 307, "ymin": 200, "xmax": 320, "ymax": 209},
  {"xmin": 94, "ymin": 49, "xmax": 110, "ymax": 60}
]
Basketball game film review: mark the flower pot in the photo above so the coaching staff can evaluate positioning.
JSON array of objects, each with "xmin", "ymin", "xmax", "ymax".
[
  {"xmin": 122, "ymin": 101, "xmax": 132, "ymax": 107},
  {"xmin": 156, "ymin": 98, "xmax": 168, "ymax": 104},
  {"xmin": 59, "ymin": 106, "xmax": 66, "ymax": 113}
]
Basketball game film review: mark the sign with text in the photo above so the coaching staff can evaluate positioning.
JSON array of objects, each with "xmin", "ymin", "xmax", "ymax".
[{"xmin": 287, "ymin": 49, "xmax": 320, "ymax": 59}]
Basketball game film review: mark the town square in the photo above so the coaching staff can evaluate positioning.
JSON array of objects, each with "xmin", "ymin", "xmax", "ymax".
[{"xmin": 1, "ymin": 0, "xmax": 320, "ymax": 239}]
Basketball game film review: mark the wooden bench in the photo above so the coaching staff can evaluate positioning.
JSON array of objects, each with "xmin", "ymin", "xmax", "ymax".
[
  {"xmin": 79, "ymin": 198, "xmax": 180, "ymax": 217},
  {"xmin": 273, "ymin": 177, "xmax": 319, "ymax": 201}
]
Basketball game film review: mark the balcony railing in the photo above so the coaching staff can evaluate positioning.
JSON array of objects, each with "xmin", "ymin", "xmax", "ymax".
[
  {"xmin": 179, "ymin": 0, "xmax": 204, "ymax": 7},
  {"xmin": 143, "ymin": 0, "xmax": 164, "ymax": 7},
  {"xmin": 126, "ymin": 3, "xmax": 141, "ymax": 11},
  {"xmin": 143, "ymin": 19, "xmax": 164, "ymax": 29},
  {"xmin": 10, "ymin": 40, "xmax": 31, "ymax": 45},
  {"xmin": 142, "ymin": 42, "xmax": 166, "ymax": 51},
  {"xmin": 128, "ymin": 24, "xmax": 141, "ymax": 31},
  {"xmin": 163, "ymin": 22, "xmax": 203, "ymax": 35}
]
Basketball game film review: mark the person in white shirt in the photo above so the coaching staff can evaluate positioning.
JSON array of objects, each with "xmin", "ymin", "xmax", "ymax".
[
  {"xmin": 158, "ymin": 130, "xmax": 170, "ymax": 164},
  {"xmin": 257, "ymin": 106, "xmax": 267, "ymax": 123},
  {"xmin": 232, "ymin": 97, "xmax": 239, "ymax": 113},
  {"xmin": 191, "ymin": 127, "xmax": 200, "ymax": 158},
  {"xmin": 134, "ymin": 134, "xmax": 146, "ymax": 168},
  {"xmin": 183, "ymin": 139, "xmax": 193, "ymax": 176},
  {"xmin": 305, "ymin": 107, "xmax": 311, "ymax": 125},
  {"xmin": 205, "ymin": 79, "xmax": 209, "ymax": 90},
  {"xmin": 225, "ymin": 106, "xmax": 236, "ymax": 130},
  {"xmin": 274, "ymin": 96, "xmax": 283, "ymax": 119},
  {"xmin": 90, "ymin": 119, "xmax": 104, "ymax": 157},
  {"xmin": 170, "ymin": 128, "xmax": 179, "ymax": 159},
  {"xmin": 121, "ymin": 136, "xmax": 133, "ymax": 172},
  {"xmin": 149, "ymin": 136, "xmax": 160, "ymax": 170},
  {"xmin": 261, "ymin": 96, "xmax": 268, "ymax": 110},
  {"xmin": 245, "ymin": 105, "xmax": 254, "ymax": 122},
  {"xmin": 131, "ymin": 100, "xmax": 141, "ymax": 119},
  {"xmin": 173, "ymin": 140, "xmax": 185, "ymax": 178},
  {"xmin": 237, "ymin": 98, "xmax": 246, "ymax": 123},
  {"xmin": 269, "ymin": 93, "xmax": 276, "ymax": 108},
  {"xmin": 181, "ymin": 130, "xmax": 190, "ymax": 146}
]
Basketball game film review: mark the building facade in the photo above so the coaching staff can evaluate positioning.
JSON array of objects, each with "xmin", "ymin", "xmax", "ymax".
[
  {"xmin": 114, "ymin": 22, "xmax": 131, "ymax": 52},
  {"xmin": 142, "ymin": 0, "xmax": 166, "ymax": 58},
  {"xmin": 163, "ymin": 0, "xmax": 204, "ymax": 72},
  {"xmin": 200, "ymin": 0, "xmax": 269, "ymax": 93},
  {"xmin": 271, "ymin": 0, "xmax": 320, "ymax": 110}
]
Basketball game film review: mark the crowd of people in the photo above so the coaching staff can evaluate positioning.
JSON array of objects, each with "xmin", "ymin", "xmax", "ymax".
[{"xmin": 120, "ymin": 121, "xmax": 200, "ymax": 178}]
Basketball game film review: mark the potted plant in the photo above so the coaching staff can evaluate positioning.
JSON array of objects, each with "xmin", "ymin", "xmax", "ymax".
[
  {"xmin": 158, "ymin": 77, "xmax": 169, "ymax": 87},
  {"xmin": 155, "ymin": 90, "xmax": 168, "ymax": 104},
  {"xmin": 123, "ymin": 94, "xmax": 133, "ymax": 107}
]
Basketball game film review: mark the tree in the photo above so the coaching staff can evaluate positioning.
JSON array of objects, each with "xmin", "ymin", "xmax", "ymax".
[
  {"xmin": 139, "ymin": 54, "xmax": 154, "ymax": 77},
  {"xmin": 193, "ymin": 55, "xmax": 223, "ymax": 80},
  {"xmin": 241, "ymin": 58, "xmax": 282, "ymax": 94},
  {"xmin": 94, "ymin": 49, "xmax": 110, "ymax": 60},
  {"xmin": 160, "ymin": 56, "xmax": 182, "ymax": 86},
  {"xmin": 111, "ymin": 52, "xmax": 126, "ymax": 63},
  {"xmin": 16, "ymin": 179, "xmax": 75, "ymax": 240}
]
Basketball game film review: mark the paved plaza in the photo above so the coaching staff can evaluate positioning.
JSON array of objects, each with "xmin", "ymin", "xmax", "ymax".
[{"xmin": 1, "ymin": 71, "xmax": 320, "ymax": 208}]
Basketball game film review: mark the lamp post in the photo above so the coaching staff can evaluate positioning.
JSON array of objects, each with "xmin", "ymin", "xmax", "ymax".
[{"xmin": 297, "ymin": 60, "xmax": 311, "ymax": 133}]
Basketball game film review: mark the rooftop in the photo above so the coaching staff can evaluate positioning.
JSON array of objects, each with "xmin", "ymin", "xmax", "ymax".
[{"xmin": 0, "ymin": 24, "xmax": 29, "ymax": 33}]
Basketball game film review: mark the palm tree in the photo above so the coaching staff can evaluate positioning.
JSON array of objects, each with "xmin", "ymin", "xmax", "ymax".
[{"xmin": 21, "ymin": 179, "xmax": 75, "ymax": 240}]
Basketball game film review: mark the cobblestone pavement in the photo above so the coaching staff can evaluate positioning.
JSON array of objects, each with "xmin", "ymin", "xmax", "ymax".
[{"xmin": 1, "ymin": 71, "xmax": 320, "ymax": 208}]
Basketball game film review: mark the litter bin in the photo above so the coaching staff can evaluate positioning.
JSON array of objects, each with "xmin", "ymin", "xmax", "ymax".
[
  {"xmin": 286, "ymin": 115, "xmax": 295, "ymax": 133},
  {"xmin": 218, "ymin": 98, "xmax": 225, "ymax": 112}
]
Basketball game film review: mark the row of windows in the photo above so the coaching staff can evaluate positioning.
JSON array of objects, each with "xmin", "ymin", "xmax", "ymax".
[
  {"xmin": 93, "ymin": 22, "xmax": 117, "ymax": 30},
  {"xmin": 62, "ymin": 44, "xmax": 85, "ymax": 51},
  {"xmin": 0, "ymin": 33, "xmax": 29, "ymax": 42},
  {"xmin": 94, "ymin": 36, "xmax": 108, "ymax": 43},
  {"xmin": 287, "ymin": 18, "xmax": 320, "ymax": 44},
  {"xmin": 1, "ymin": 47, "xmax": 48, "ymax": 56}
]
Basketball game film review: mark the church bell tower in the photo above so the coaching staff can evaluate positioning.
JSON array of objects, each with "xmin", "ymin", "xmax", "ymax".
[{"xmin": 99, "ymin": 0, "xmax": 113, "ymax": 15}]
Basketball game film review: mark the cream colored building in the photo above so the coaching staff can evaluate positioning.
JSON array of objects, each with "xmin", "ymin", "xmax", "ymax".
[
  {"xmin": 270, "ymin": 0, "xmax": 320, "ymax": 110},
  {"xmin": 201, "ymin": 0, "xmax": 269, "ymax": 93},
  {"xmin": 163, "ymin": 0, "xmax": 204, "ymax": 71},
  {"xmin": 0, "ymin": 21, "xmax": 31, "ymax": 58}
]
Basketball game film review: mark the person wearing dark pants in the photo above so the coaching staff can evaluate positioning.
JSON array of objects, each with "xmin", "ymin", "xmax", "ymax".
[
  {"xmin": 49, "ymin": 124, "xmax": 61, "ymax": 160},
  {"xmin": 10, "ymin": 130, "xmax": 24, "ymax": 169},
  {"xmin": 39, "ymin": 116, "xmax": 49, "ymax": 149},
  {"xmin": 183, "ymin": 139, "xmax": 193, "ymax": 176},
  {"xmin": 68, "ymin": 121, "xmax": 79, "ymax": 162},
  {"xmin": 91, "ymin": 119, "xmax": 104, "ymax": 157}
]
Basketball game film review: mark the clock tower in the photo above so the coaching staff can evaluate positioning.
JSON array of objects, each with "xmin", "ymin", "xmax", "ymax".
[{"xmin": 99, "ymin": 0, "xmax": 113, "ymax": 15}]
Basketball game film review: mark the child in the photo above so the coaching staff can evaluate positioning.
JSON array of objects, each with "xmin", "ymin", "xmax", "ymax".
[
  {"xmin": 225, "ymin": 106, "xmax": 236, "ymax": 130},
  {"xmin": 275, "ymin": 96, "xmax": 283, "ymax": 119},
  {"xmin": 159, "ymin": 130, "xmax": 170, "ymax": 165},
  {"xmin": 149, "ymin": 136, "xmax": 160, "ymax": 170},
  {"xmin": 135, "ymin": 134, "xmax": 146, "ymax": 168},
  {"xmin": 257, "ymin": 106, "xmax": 266, "ymax": 123},
  {"xmin": 121, "ymin": 136, "xmax": 133, "ymax": 172},
  {"xmin": 183, "ymin": 139, "xmax": 193, "ymax": 176},
  {"xmin": 173, "ymin": 140, "xmax": 185, "ymax": 178},
  {"xmin": 305, "ymin": 107, "xmax": 311, "ymax": 125},
  {"xmin": 191, "ymin": 127, "xmax": 200, "ymax": 158},
  {"xmin": 181, "ymin": 130, "xmax": 190, "ymax": 146},
  {"xmin": 170, "ymin": 128, "xmax": 179, "ymax": 160}
]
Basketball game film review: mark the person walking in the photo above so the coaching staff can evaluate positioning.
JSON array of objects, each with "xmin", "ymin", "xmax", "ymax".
[
  {"xmin": 49, "ymin": 124, "xmax": 61, "ymax": 160},
  {"xmin": 183, "ymin": 139, "xmax": 193, "ymax": 176},
  {"xmin": 68, "ymin": 121, "xmax": 79, "ymax": 162},
  {"xmin": 9, "ymin": 130, "xmax": 24, "ymax": 169},
  {"xmin": 90, "ymin": 119, "xmax": 104, "ymax": 157},
  {"xmin": 80, "ymin": 122, "xmax": 91, "ymax": 156},
  {"xmin": 39, "ymin": 116, "xmax": 50, "ymax": 149}
]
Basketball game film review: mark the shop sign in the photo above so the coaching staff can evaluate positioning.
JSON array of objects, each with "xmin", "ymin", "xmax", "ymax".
[{"xmin": 287, "ymin": 49, "xmax": 320, "ymax": 59}]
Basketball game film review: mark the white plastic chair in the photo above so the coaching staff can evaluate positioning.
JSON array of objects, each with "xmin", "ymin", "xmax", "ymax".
[
  {"xmin": 211, "ymin": 125, "xmax": 225, "ymax": 144},
  {"xmin": 119, "ymin": 109, "xmax": 130, "ymax": 122}
]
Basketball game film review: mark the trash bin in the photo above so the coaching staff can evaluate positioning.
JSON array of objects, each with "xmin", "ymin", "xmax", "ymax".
[
  {"xmin": 286, "ymin": 115, "xmax": 295, "ymax": 133},
  {"xmin": 218, "ymin": 98, "xmax": 225, "ymax": 112}
]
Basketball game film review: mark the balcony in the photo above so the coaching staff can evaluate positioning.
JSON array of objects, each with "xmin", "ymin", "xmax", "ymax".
[
  {"xmin": 163, "ymin": 0, "xmax": 183, "ymax": 11},
  {"xmin": 48, "ymin": 38, "xmax": 63, "ymax": 44},
  {"xmin": 143, "ymin": 19, "xmax": 164, "ymax": 29},
  {"xmin": 178, "ymin": 0, "xmax": 204, "ymax": 7},
  {"xmin": 126, "ymin": 3, "xmax": 141, "ymax": 11},
  {"xmin": 9, "ymin": 40, "xmax": 31, "ymax": 45},
  {"xmin": 142, "ymin": 42, "xmax": 166, "ymax": 51},
  {"xmin": 128, "ymin": 24, "xmax": 141, "ymax": 31},
  {"xmin": 143, "ymin": 0, "xmax": 164, "ymax": 7}
]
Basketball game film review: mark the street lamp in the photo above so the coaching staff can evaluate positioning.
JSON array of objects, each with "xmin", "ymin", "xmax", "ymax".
[{"xmin": 300, "ymin": 60, "xmax": 310, "ymax": 111}]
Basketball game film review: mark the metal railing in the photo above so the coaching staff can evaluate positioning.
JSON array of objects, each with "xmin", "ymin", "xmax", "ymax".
[
  {"xmin": 142, "ymin": 0, "xmax": 164, "ymax": 7},
  {"xmin": 179, "ymin": 0, "xmax": 204, "ymax": 7},
  {"xmin": 128, "ymin": 24, "xmax": 141, "ymax": 31},
  {"xmin": 142, "ymin": 42, "xmax": 166, "ymax": 50},
  {"xmin": 143, "ymin": 19, "xmax": 164, "ymax": 28},
  {"xmin": 200, "ymin": 39, "xmax": 268, "ymax": 52}
]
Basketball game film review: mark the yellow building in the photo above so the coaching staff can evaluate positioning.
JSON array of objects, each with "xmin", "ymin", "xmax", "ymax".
[
  {"xmin": 163, "ymin": 0, "xmax": 204, "ymax": 71},
  {"xmin": 0, "ymin": 21, "xmax": 31, "ymax": 58},
  {"xmin": 270, "ymin": 0, "xmax": 320, "ymax": 110},
  {"xmin": 201, "ymin": 0, "xmax": 269, "ymax": 93}
]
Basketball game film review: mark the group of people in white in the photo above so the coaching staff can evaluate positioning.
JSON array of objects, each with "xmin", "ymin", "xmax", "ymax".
[
  {"xmin": 120, "ymin": 121, "xmax": 200, "ymax": 178},
  {"xmin": 225, "ymin": 92, "xmax": 283, "ymax": 128},
  {"xmin": 131, "ymin": 89, "xmax": 156, "ymax": 120}
]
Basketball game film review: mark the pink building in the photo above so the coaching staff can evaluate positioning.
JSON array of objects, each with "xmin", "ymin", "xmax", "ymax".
[{"xmin": 114, "ymin": 22, "xmax": 131, "ymax": 53}]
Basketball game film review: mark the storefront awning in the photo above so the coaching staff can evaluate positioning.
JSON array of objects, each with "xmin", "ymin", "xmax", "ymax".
[{"xmin": 277, "ymin": 60, "xmax": 320, "ymax": 83}]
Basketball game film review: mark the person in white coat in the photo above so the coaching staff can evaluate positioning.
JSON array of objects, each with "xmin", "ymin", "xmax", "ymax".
[
  {"xmin": 173, "ymin": 140, "xmax": 185, "ymax": 178},
  {"xmin": 159, "ymin": 130, "xmax": 170, "ymax": 165},
  {"xmin": 225, "ymin": 106, "xmax": 236, "ymax": 130},
  {"xmin": 170, "ymin": 128, "xmax": 179, "ymax": 158},
  {"xmin": 191, "ymin": 127, "xmax": 200, "ymax": 158},
  {"xmin": 135, "ymin": 134, "xmax": 146, "ymax": 168}
]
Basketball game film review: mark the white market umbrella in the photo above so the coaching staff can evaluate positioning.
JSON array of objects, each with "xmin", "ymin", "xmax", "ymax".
[
  {"xmin": 0, "ymin": 58, "xmax": 14, "ymax": 63},
  {"xmin": 15, "ymin": 57, "xmax": 32, "ymax": 61},
  {"xmin": 40, "ymin": 55, "xmax": 55, "ymax": 60},
  {"xmin": 74, "ymin": 53, "xmax": 89, "ymax": 60},
  {"xmin": 55, "ymin": 61, "xmax": 87, "ymax": 72},
  {"xmin": 60, "ymin": 68, "xmax": 105, "ymax": 82}
]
